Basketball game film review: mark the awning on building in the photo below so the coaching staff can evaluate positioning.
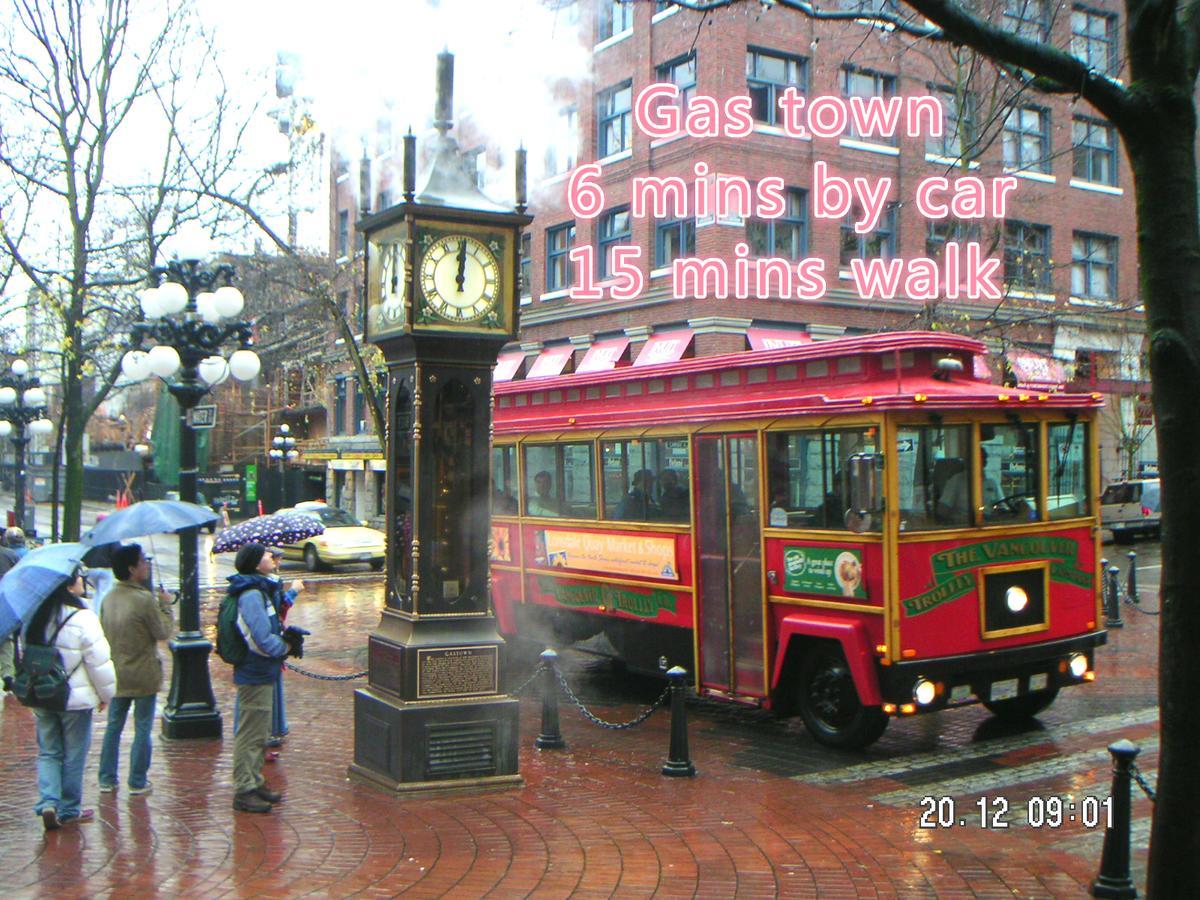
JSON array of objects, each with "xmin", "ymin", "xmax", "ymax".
[
  {"xmin": 747, "ymin": 327, "xmax": 811, "ymax": 351},
  {"xmin": 633, "ymin": 330, "xmax": 695, "ymax": 367},
  {"xmin": 1007, "ymin": 351, "xmax": 1068, "ymax": 391},
  {"xmin": 527, "ymin": 344, "xmax": 575, "ymax": 379},
  {"xmin": 493, "ymin": 351, "xmax": 525, "ymax": 383},
  {"xmin": 576, "ymin": 337, "xmax": 631, "ymax": 374}
]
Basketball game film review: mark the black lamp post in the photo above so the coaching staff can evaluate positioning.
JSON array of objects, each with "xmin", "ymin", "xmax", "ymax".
[
  {"xmin": 268, "ymin": 423, "xmax": 298, "ymax": 509},
  {"xmin": 0, "ymin": 359, "xmax": 53, "ymax": 535},
  {"xmin": 134, "ymin": 442, "xmax": 153, "ymax": 502},
  {"xmin": 122, "ymin": 241, "xmax": 261, "ymax": 740}
]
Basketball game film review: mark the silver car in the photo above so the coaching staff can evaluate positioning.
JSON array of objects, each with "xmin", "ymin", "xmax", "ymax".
[{"xmin": 1100, "ymin": 478, "xmax": 1161, "ymax": 542}]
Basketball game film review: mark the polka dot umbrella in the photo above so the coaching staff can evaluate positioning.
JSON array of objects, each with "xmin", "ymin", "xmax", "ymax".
[{"xmin": 211, "ymin": 510, "xmax": 324, "ymax": 554}]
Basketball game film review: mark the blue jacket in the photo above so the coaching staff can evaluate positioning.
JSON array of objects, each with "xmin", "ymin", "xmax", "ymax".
[{"xmin": 227, "ymin": 573, "xmax": 288, "ymax": 685}]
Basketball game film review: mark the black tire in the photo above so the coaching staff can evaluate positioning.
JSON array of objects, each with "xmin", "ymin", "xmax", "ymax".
[
  {"xmin": 796, "ymin": 646, "xmax": 888, "ymax": 749},
  {"xmin": 981, "ymin": 687, "xmax": 1059, "ymax": 720},
  {"xmin": 369, "ymin": 558, "xmax": 385, "ymax": 572},
  {"xmin": 303, "ymin": 544, "xmax": 322, "ymax": 572},
  {"xmin": 1112, "ymin": 531, "xmax": 1133, "ymax": 545}
]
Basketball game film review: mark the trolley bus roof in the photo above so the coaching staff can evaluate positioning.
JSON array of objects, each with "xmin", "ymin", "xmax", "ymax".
[{"xmin": 493, "ymin": 331, "xmax": 1101, "ymax": 433}]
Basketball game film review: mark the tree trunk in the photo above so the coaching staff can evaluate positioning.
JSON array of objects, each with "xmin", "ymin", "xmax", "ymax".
[
  {"xmin": 60, "ymin": 370, "xmax": 86, "ymax": 542},
  {"xmin": 1125, "ymin": 111, "xmax": 1200, "ymax": 896}
]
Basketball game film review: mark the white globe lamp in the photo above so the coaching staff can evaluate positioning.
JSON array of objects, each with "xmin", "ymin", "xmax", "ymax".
[
  {"xmin": 0, "ymin": 387, "xmax": 16, "ymax": 406},
  {"xmin": 198, "ymin": 356, "xmax": 230, "ymax": 386},
  {"xmin": 122, "ymin": 350, "xmax": 152, "ymax": 382},
  {"xmin": 10, "ymin": 359, "xmax": 28, "ymax": 377},
  {"xmin": 147, "ymin": 345, "xmax": 182, "ymax": 378},
  {"xmin": 157, "ymin": 281, "xmax": 189, "ymax": 315},
  {"xmin": 213, "ymin": 285, "xmax": 245, "ymax": 318},
  {"xmin": 229, "ymin": 349, "xmax": 261, "ymax": 382}
]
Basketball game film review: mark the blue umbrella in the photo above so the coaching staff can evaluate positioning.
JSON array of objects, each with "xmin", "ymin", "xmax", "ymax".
[
  {"xmin": 80, "ymin": 500, "xmax": 219, "ymax": 546},
  {"xmin": 0, "ymin": 542, "xmax": 87, "ymax": 640}
]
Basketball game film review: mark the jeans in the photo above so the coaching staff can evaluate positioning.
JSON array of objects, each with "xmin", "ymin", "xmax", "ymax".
[
  {"xmin": 98, "ymin": 695, "xmax": 157, "ymax": 789},
  {"xmin": 34, "ymin": 708, "xmax": 94, "ymax": 820},
  {"xmin": 232, "ymin": 682, "xmax": 273, "ymax": 794}
]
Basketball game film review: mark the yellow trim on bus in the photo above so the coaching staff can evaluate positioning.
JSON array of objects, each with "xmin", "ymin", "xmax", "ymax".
[
  {"xmin": 769, "ymin": 595, "xmax": 886, "ymax": 615},
  {"xmin": 522, "ymin": 568, "xmax": 696, "ymax": 594}
]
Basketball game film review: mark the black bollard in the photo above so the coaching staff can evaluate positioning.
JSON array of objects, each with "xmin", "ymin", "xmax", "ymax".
[
  {"xmin": 535, "ymin": 648, "xmax": 566, "ymax": 750},
  {"xmin": 662, "ymin": 666, "xmax": 696, "ymax": 777},
  {"xmin": 1105, "ymin": 565, "xmax": 1124, "ymax": 628},
  {"xmin": 1125, "ymin": 551, "xmax": 1138, "ymax": 605},
  {"xmin": 1091, "ymin": 739, "xmax": 1140, "ymax": 898}
]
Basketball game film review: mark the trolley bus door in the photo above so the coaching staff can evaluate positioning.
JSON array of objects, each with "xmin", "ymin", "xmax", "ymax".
[{"xmin": 695, "ymin": 434, "xmax": 765, "ymax": 697}]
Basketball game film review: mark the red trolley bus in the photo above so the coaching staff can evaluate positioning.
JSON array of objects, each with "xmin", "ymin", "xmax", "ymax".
[{"xmin": 489, "ymin": 332, "xmax": 1104, "ymax": 747}]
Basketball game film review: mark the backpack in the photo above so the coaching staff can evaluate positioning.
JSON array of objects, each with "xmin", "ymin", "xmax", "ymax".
[
  {"xmin": 215, "ymin": 590, "xmax": 248, "ymax": 666},
  {"xmin": 9, "ymin": 610, "xmax": 80, "ymax": 711}
]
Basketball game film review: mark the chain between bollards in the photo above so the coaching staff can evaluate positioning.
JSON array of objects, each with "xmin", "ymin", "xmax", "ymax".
[
  {"xmin": 662, "ymin": 666, "xmax": 696, "ymax": 777},
  {"xmin": 1091, "ymin": 739, "xmax": 1140, "ymax": 899}
]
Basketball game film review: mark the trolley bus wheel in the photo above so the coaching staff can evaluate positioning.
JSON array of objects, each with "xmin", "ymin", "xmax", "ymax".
[
  {"xmin": 796, "ymin": 647, "xmax": 888, "ymax": 749},
  {"xmin": 980, "ymin": 687, "xmax": 1059, "ymax": 720}
]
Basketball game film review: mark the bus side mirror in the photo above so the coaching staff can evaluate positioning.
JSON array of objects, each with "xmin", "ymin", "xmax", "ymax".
[{"xmin": 848, "ymin": 453, "xmax": 884, "ymax": 515}]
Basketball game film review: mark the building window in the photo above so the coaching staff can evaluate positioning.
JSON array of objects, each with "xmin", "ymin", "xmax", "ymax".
[
  {"xmin": 520, "ymin": 233, "xmax": 532, "ymax": 297},
  {"xmin": 657, "ymin": 53, "xmax": 697, "ymax": 114},
  {"xmin": 1072, "ymin": 6, "xmax": 1118, "ymax": 76},
  {"xmin": 747, "ymin": 48, "xmax": 807, "ymax": 126},
  {"xmin": 598, "ymin": 81, "xmax": 633, "ymax": 158},
  {"xmin": 1004, "ymin": 221, "xmax": 1052, "ymax": 291},
  {"xmin": 377, "ymin": 188, "xmax": 392, "ymax": 210},
  {"xmin": 544, "ymin": 105, "xmax": 577, "ymax": 177},
  {"xmin": 598, "ymin": 1, "xmax": 633, "ymax": 40},
  {"xmin": 1072, "ymin": 232, "xmax": 1117, "ymax": 300},
  {"xmin": 336, "ymin": 210, "xmax": 349, "ymax": 258},
  {"xmin": 843, "ymin": 67, "xmax": 898, "ymax": 144},
  {"xmin": 1072, "ymin": 116, "xmax": 1117, "ymax": 185},
  {"xmin": 747, "ymin": 188, "xmax": 808, "ymax": 259},
  {"xmin": 598, "ymin": 206, "xmax": 632, "ymax": 279},
  {"xmin": 334, "ymin": 377, "xmax": 347, "ymax": 435},
  {"xmin": 354, "ymin": 382, "xmax": 366, "ymax": 434},
  {"xmin": 1003, "ymin": 0, "xmax": 1049, "ymax": 41},
  {"xmin": 656, "ymin": 216, "xmax": 695, "ymax": 267},
  {"xmin": 926, "ymin": 87, "xmax": 974, "ymax": 160},
  {"xmin": 1003, "ymin": 105, "xmax": 1051, "ymax": 173},
  {"xmin": 840, "ymin": 203, "xmax": 898, "ymax": 266},
  {"xmin": 546, "ymin": 222, "xmax": 575, "ymax": 292},
  {"xmin": 926, "ymin": 219, "xmax": 983, "ymax": 258}
]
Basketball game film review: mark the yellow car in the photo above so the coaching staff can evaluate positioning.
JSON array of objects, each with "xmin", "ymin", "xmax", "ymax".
[{"xmin": 279, "ymin": 502, "xmax": 386, "ymax": 571}]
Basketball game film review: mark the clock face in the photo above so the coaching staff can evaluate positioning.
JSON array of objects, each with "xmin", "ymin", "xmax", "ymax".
[{"xmin": 419, "ymin": 234, "xmax": 501, "ymax": 323}]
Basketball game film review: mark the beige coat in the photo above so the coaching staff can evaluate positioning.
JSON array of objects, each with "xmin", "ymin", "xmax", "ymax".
[{"xmin": 99, "ymin": 581, "xmax": 174, "ymax": 697}]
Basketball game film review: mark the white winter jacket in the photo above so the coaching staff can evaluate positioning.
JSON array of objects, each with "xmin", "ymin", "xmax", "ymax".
[{"xmin": 33, "ymin": 604, "xmax": 117, "ymax": 711}]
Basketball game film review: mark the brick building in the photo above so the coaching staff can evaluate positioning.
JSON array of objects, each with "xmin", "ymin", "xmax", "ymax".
[{"xmin": 325, "ymin": 0, "xmax": 1149, "ymax": 488}]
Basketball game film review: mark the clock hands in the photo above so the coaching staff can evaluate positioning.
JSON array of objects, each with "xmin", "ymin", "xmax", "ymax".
[{"xmin": 455, "ymin": 239, "xmax": 467, "ymax": 292}]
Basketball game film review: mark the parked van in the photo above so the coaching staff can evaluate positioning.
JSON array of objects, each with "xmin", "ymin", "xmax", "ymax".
[{"xmin": 1100, "ymin": 478, "xmax": 1161, "ymax": 542}]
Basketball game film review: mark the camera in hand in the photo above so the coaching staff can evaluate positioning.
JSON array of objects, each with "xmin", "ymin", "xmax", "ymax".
[{"xmin": 282, "ymin": 625, "xmax": 310, "ymax": 659}]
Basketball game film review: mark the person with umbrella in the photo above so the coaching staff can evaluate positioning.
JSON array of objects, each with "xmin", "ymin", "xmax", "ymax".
[
  {"xmin": 0, "ymin": 531, "xmax": 21, "ymax": 706},
  {"xmin": 18, "ymin": 555, "xmax": 116, "ymax": 830},
  {"xmin": 96, "ymin": 543, "xmax": 175, "ymax": 796}
]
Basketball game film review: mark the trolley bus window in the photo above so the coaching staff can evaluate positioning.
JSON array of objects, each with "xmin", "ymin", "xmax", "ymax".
[
  {"xmin": 1048, "ymin": 422, "xmax": 1089, "ymax": 519},
  {"xmin": 766, "ymin": 428, "xmax": 878, "ymax": 530},
  {"xmin": 897, "ymin": 424, "xmax": 971, "ymax": 530},
  {"xmin": 491, "ymin": 445, "xmax": 518, "ymax": 515},
  {"xmin": 523, "ymin": 442, "xmax": 597, "ymax": 519},
  {"xmin": 983, "ymin": 423, "xmax": 1040, "ymax": 522},
  {"xmin": 601, "ymin": 437, "xmax": 691, "ymax": 522}
]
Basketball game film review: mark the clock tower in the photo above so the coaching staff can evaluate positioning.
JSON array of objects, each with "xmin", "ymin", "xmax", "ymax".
[{"xmin": 350, "ymin": 52, "xmax": 531, "ymax": 793}]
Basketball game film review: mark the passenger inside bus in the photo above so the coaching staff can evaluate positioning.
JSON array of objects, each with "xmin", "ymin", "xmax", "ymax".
[
  {"xmin": 527, "ymin": 471, "xmax": 561, "ymax": 517},
  {"xmin": 657, "ymin": 469, "xmax": 690, "ymax": 521},
  {"xmin": 939, "ymin": 447, "xmax": 1002, "ymax": 521},
  {"xmin": 615, "ymin": 469, "xmax": 659, "ymax": 520}
]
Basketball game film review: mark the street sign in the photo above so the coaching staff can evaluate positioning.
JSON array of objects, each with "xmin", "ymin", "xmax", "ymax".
[
  {"xmin": 245, "ymin": 463, "xmax": 257, "ymax": 502},
  {"xmin": 188, "ymin": 404, "xmax": 217, "ymax": 429}
]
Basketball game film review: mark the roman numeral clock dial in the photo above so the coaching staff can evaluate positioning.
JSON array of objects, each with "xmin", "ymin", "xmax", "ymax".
[{"xmin": 418, "ymin": 234, "xmax": 502, "ymax": 325}]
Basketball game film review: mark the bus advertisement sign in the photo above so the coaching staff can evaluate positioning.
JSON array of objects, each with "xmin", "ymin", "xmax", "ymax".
[
  {"xmin": 783, "ymin": 545, "xmax": 866, "ymax": 599},
  {"xmin": 537, "ymin": 528, "xmax": 678, "ymax": 581}
]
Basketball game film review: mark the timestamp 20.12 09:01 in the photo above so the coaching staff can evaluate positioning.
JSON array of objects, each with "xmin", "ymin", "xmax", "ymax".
[{"xmin": 918, "ymin": 795, "xmax": 1114, "ymax": 829}]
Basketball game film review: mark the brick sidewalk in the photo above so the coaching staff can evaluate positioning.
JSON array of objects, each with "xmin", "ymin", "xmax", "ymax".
[{"xmin": 0, "ymin": 578, "xmax": 1157, "ymax": 898}]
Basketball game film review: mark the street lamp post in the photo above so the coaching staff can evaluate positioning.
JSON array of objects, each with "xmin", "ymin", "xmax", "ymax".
[
  {"xmin": 268, "ymin": 423, "xmax": 298, "ymax": 509},
  {"xmin": 134, "ymin": 442, "xmax": 153, "ymax": 502},
  {"xmin": 122, "ymin": 247, "xmax": 261, "ymax": 740},
  {"xmin": 0, "ymin": 359, "xmax": 54, "ymax": 535}
]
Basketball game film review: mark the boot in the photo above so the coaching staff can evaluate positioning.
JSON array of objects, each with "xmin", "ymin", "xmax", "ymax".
[
  {"xmin": 233, "ymin": 791, "xmax": 272, "ymax": 813},
  {"xmin": 255, "ymin": 785, "xmax": 283, "ymax": 803}
]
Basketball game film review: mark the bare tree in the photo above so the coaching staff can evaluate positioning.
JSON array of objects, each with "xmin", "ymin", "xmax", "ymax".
[{"xmin": 672, "ymin": 0, "xmax": 1198, "ymax": 888}]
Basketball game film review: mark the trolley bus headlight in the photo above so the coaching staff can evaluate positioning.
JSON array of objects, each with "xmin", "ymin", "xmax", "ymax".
[
  {"xmin": 1068, "ymin": 653, "xmax": 1089, "ymax": 679},
  {"xmin": 1005, "ymin": 586, "xmax": 1029, "ymax": 613},
  {"xmin": 913, "ymin": 678, "xmax": 937, "ymax": 706}
]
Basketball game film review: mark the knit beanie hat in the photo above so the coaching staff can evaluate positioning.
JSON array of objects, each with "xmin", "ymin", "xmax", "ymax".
[{"xmin": 235, "ymin": 543, "xmax": 267, "ymax": 574}]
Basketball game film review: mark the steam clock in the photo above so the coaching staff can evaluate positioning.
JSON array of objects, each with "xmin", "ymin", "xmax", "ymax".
[{"xmin": 350, "ymin": 53, "xmax": 531, "ymax": 792}]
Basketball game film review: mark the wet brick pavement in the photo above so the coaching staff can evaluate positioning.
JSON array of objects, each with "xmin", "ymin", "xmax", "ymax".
[{"xmin": 0, "ymin": 552, "xmax": 1159, "ymax": 898}]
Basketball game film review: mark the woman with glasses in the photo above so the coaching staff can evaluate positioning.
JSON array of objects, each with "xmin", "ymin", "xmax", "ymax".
[{"xmin": 26, "ymin": 567, "xmax": 116, "ymax": 830}]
